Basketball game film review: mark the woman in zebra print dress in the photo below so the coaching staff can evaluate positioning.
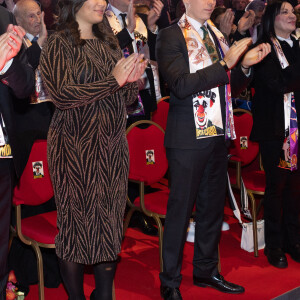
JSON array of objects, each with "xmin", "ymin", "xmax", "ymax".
[{"xmin": 40, "ymin": 0, "xmax": 147, "ymax": 298}]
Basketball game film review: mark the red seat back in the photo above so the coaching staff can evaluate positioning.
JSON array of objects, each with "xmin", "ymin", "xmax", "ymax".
[
  {"xmin": 151, "ymin": 97, "xmax": 170, "ymax": 131},
  {"xmin": 127, "ymin": 121, "xmax": 168, "ymax": 186},
  {"xmin": 13, "ymin": 140, "xmax": 54, "ymax": 206},
  {"xmin": 229, "ymin": 109, "xmax": 259, "ymax": 166}
]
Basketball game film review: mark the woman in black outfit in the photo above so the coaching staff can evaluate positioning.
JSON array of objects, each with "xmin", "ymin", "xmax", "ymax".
[{"xmin": 250, "ymin": 0, "xmax": 300, "ymax": 268}]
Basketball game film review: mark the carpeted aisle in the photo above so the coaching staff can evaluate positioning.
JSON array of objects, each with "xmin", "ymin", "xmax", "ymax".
[{"xmin": 25, "ymin": 207, "xmax": 300, "ymax": 300}]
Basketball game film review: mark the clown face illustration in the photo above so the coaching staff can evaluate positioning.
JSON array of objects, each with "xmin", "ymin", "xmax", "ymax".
[{"xmin": 194, "ymin": 97, "xmax": 209, "ymax": 130}]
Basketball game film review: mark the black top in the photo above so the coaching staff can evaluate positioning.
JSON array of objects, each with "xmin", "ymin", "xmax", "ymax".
[{"xmin": 250, "ymin": 36, "xmax": 300, "ymax": 142}]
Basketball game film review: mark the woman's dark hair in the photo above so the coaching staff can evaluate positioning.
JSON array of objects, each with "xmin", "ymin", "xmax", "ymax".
[
  {"xmin": 55, "ymin": 0, "xmax": 118, "ymax": 48},
  {"xmin": 211, "ymin": 6, "xmax": 227, "ymax": 24},
  {"xmin": 258, "ymin": 0, "xmax": 288, "ymax": 42}
]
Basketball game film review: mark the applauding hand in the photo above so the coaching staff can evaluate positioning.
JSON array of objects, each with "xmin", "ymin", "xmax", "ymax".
[
  {"xmin": 112, "ymin": 53, "xmax": 147, "ymax": 86},
  {"xmin": 242, "ymin": 43, "xmax": 271, "ymax": 68},
  {"xmin": 0, "ymin": 25, "xmax": 25, "ymax": 71}
]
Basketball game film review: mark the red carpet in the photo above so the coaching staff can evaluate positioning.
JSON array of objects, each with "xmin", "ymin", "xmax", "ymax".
[{"xmin": 25, "ymin": 207, "xmax": 300, "ymax": 300}]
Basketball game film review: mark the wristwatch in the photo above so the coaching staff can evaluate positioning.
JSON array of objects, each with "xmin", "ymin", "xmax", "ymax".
[{"xmin": 220, "ymin": 59, "xmax": 229, "ymax": 72}]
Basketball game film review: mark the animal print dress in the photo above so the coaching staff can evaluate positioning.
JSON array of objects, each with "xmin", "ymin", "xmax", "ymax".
[{"xmin": 40, "ymin": 32, "xmax": 138, "ymax": 264}]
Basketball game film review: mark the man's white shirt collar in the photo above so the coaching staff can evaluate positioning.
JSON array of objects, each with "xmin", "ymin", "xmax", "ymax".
[
  {"xmin": 108, "ymin": 3, "xmax": 126, "ymax": 17},
  {"xmin": 185, "ymin": 15, "xmax": 207, "ymax": 36},
  {"xmin": 26, "ymin": 32, "xmax": 39, "ymax": 42}
]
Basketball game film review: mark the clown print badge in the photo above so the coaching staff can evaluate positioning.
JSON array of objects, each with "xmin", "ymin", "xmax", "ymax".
[
  {"xmin": 146, "ymin": 150, "xmax": 155, "ymax": 165},
  {"xmin": 193, "ymin": 89, "xmax": 224, "ymax": 139},
  {"xmin": 32, "ymin": 161, "xmax": 44, "ymax": 179}
]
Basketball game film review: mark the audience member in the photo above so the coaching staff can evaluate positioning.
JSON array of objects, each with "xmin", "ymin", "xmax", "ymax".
[
  {"xmin": 232, "ymin": 0, "xmax": 249, "ymax": 24},
  {"xmin": 106, "ymin": 0, "xmax": 163, "ymax": 122},
  {"xmin": 244, "ymin": 0, "xmax": 265, "ymax": 42},
  {"xmin": 0, "ymin": 6, "xmax": 34, "ymax": 300},
  {"xmin": 250, "ymin": 0, "xmax": 300, "ymax": 269},
  {"xmin": 105, "ymin": 0, "xmax": 163, "ymax": 236},
  {"xmin": 156, "ymin": 0, "xmax": 271, "ymax": 297},
  {"xmin": 13, "ymin": 0, "xmax": 54, "ymax": 175},
  {"xmin": 211, "ymin": 7, "xmax": 236, "ymax": 37},
  {"xmin": 39, "ymin": 0, "xmax": 146, "ymax": 299},
  {"xmin": 0, "ymin": 0, "xmax": 15, "ymax": 12}
]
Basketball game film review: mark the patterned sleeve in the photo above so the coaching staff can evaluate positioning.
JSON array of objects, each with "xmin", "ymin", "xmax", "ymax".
[
  {"xmin": 122, "ymin": 82, "xmax": 139, "ymax": 106},
  {"xmin": 40, "ymin": 33, "xmax": 121, "ymax": 110}
]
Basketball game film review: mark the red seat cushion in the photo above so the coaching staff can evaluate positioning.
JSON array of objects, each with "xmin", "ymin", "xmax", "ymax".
[
  {"xmin": 135, "ymin": 190, "xmax": 170, "ymax": 216},
  {"xmin": 20, "ymin": 211, "xmax": 58, "ymax": 244}
]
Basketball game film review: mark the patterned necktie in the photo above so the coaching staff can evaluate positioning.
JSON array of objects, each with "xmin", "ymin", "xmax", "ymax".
[
  {"xmin": 32, "ymin": 36, "xmax": 38, "ymax": 42},
  {"xmin": 200, "ymin": 26, "xmax": 219, "ymax": 63},
  {"xmin": 120, "ymin": 13, "xmax": 134, "ymax": 55}
]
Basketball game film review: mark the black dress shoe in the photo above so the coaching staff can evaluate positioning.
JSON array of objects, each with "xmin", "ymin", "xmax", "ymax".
[
  {"xmin": 193, "ymin": 273, "xmax": 245, "ymax": 294},
  {"xmin": 285, "ymin": 244, "xmax": 300, "ymax": 263},
  {"xmin": 264, "ymin": 247, "xmax": 288, "ymax": 268},
  {"xmin": 90, "ymin": 289, "xmax": 96, "ymax": 300},
  {"xmin": 129, "ymin": 213, "xmax": 158, "ymax": 236},
  {"xmin": 160, "ymin": 286, "xmax": 183, "ymax": 300}
]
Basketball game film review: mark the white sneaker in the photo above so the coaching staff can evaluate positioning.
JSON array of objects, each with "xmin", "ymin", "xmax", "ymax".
[
  {"xmin": 221, "ymin": 221, "xmax": 230, "ymax": 231},
  {"xmin": 186, "ymin": 221, "xmax": 195, "ymax": 243}
]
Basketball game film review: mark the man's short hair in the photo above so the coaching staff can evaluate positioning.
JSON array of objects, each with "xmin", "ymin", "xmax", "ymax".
[{"xmin": 246, "ymin": 0, "xmax": 265, "ymax": 13}]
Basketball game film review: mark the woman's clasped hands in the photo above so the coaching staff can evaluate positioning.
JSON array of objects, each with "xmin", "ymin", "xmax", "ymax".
[{"xmin": 112, "ymin": 53, "xmax": 148, "ymax": 87}]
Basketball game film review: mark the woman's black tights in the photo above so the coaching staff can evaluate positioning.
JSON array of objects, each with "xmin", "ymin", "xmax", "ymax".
[
  {"xmin": 58, "ymin": 258, "xmax": 85, "ymax": 300},
  {"xmin": 92, "ymin": 261, "xmax": 117, "ymax": 300},
  {"xmin": 59, "ymin": 258, "xmax": 117, "ymax": 300}
]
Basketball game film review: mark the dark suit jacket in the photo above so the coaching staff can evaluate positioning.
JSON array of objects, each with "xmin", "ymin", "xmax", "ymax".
[
  {"xmin": 250, "ymin": 36, "xmax": 300, "ymax": 142},
  {"xmin": 14, "ymin": 31, "xmax": 54, "ymax": 175},
  {"xmin": 156, "ymin": 23, "xmax": 251, "ymax": 150},
  {"xmin": 0, "ymin": 6, "xmax": 35, "ymax": 177},
  {"xmin": 113, "ymin": 13, "xmax": 159, "ymax": 112}
]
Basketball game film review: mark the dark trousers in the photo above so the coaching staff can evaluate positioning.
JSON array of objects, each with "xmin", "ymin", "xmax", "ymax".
[
  {"xmin": 0, "ymin": 159, "xmax": 14, "ymax": 300},
  {"xmin": 159, "ymin": 137, "xmax": 228, "ymax": 288},
  {"xmin": 260, "ymin": 140, "xmax": 300, "ymax": 249}
]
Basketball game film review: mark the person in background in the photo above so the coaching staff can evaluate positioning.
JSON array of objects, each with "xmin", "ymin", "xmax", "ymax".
[
  {"xmin": 39, "ymin": 0, "xmax": 147, "ymax": 299},
  {"xmin": 106, "ymin": 0, "xmax": 164, "ymax": 236},
  {"xmin": 250, "ymin": 0, "xmax": 300, "ymax": 269},
  {"xmin": 0, "ymin": 6, "xmax": 34, "ymax": 300},
  {"xmin": 244, "ymin": 0, "xmax": 265, "ymax": 42},
  {"xmin": 13, "ymin": 0, "xmax": 54, "ymax": 175},
  {"xmin": 0, "ymin": 0, "xmax": 15, "ymax": 12}
]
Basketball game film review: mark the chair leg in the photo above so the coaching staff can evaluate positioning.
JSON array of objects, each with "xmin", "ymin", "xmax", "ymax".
[
  {"xmin": 123, "ymin": 207, "xmax": 138, "ymax": 238},
  {"xmin": 218, "ymin": 244, "xmax": 221, "ymax": 273},
  {"xmin": 112, "ymin": 280, "xmax": 116, "ymax": 300},
  {"xmin": 152, "ymin": 215, "xmax": 164, "ymax": 272},
  {"xmin": 248, "ymin": 192, "xmax": 258, "ymax": 257},
  {"xmin": 31, "ymin": 242, "xmax": 45, "ymax": 300}
]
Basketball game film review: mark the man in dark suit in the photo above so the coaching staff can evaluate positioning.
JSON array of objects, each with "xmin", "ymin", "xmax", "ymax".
[
  {"xmin": 155, "ymin": 0, "xmax": 270, "ymax": 298},
  {"xmin": 0, "ymin": 6, "xmax": 34, "ymax": 299},
  {"xmin": 106, "ymin": 0, "xmax": 164, "ymax": 122},
  {"xmin": 13, "ymin": 0, "xmax": 54, "ymax": 176}
]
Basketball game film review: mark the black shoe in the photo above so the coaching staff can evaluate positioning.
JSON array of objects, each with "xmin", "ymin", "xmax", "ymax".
[
  {"xmin": 264, "ymin": 247, "xmax": 288, "ymax": 268},
  {"xmin": 160, "ymin": 286, "xmax": 183, "ymax": 300},
  {"xmin": 90, "ymin": 289, "xmax": 96, "ymax": 300},
  {"xmin": 193, "ymin": 273, "xmax": 245, "ymax": 294},
  {"xmin": 284, "ymin": 244, "xmax": 300, "ymax": 263},
  {"xmin": 129, "ymin": 213, "xmax": 158, "ymax": 236}
]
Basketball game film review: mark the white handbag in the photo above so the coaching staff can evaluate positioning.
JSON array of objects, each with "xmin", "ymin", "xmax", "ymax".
[
  {"xmin": 227, "ymin": 173, "xmax": 265, "ymax": 252},
  {"xmin": 241, "ymin": 220, "xmax": 265, "ymax": 252}
]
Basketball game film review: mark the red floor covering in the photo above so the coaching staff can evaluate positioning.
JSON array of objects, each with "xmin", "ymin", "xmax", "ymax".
[{"xmin": 25, "ymin": 207, "xmax": 300, "ymax": 300}]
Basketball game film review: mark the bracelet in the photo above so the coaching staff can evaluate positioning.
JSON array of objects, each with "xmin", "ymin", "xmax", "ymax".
[{"xmin": 241, "ymin": 64, "xmax": 250, "ymax": 70}]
